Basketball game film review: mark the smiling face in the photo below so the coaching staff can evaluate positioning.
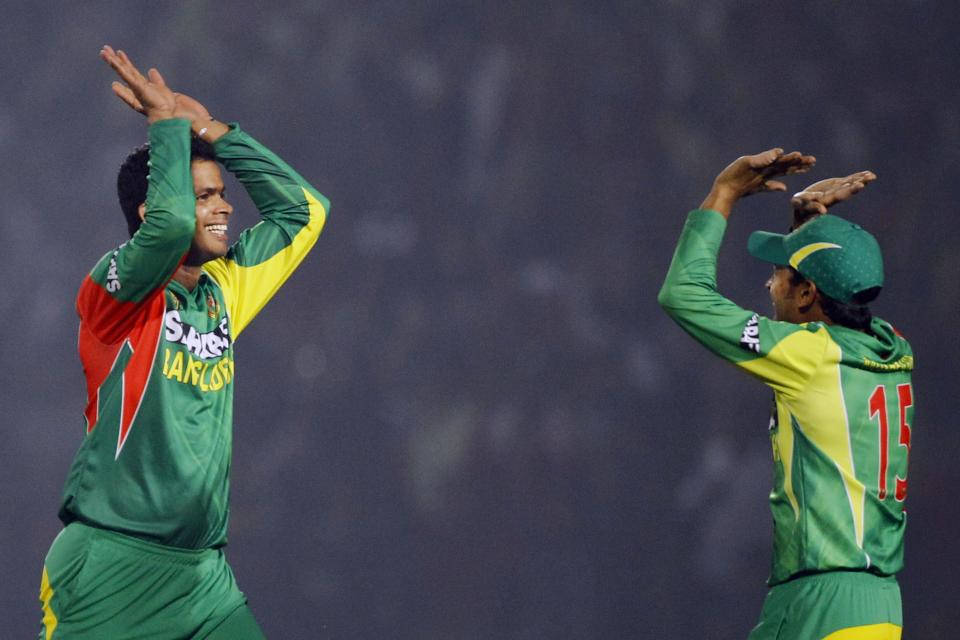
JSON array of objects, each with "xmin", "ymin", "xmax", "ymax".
[{"xmin": 184, "ymin": 159, "xmax": 232, "ymax": 266}]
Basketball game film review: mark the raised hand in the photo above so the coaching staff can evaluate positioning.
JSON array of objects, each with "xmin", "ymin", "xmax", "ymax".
[
  {"xmin": 701, "ymin": 148, "xmax": 816, "ymax": 218},
  {"xmin": 100, "ymin": 45, "xmax": 177, "ymax": 123},
  {"xmin": 715, "ymin": 149, "xmax": 816, "ymax": 198},
  {"xmin": 102, "ymin": 51, "xmax": 229, "ymax": 142},
  {"xmin": 790, "ymin": 171, "xmax": 876, "ymax": 228}
]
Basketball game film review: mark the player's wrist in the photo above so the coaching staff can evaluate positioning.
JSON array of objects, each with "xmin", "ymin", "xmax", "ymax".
[
  {"xmin": 194, "ymin": 119, "xmax": 229, "ymax": 142},
  {"xmin": 700, "ymin": 185, "xmax": 738, "ymax": 218},
  {"xmin": 146, "ymin": 109, "xmax": 178, "ymax": 124}
]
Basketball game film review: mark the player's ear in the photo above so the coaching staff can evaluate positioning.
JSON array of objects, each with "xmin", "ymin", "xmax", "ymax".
[
  {"xmin": 137, "ymin": 203, "xmax": 146, "ymax": 223},
  {"xmin": 797, "ymin": 280, "xmax": 818, "ymax": 312}
]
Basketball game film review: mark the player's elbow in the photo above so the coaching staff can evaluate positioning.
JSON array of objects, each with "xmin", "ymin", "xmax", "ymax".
[
  {"xmin": 657, "ymin": 281, "xmax": 705, "ymax": 320},
  {"xmin": 168, "ymin": 213, "xmax": 197, "ymax": 240},
  {"xmin": 144, "ymin": 195, "xmax": 198, "ymax": 241},
  {"xmin": 657, "ymin": 282, "xmax": 679, "ymax": 313}
]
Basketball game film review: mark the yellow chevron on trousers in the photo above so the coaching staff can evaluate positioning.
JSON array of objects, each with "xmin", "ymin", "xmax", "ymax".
[
  {"xmin": 40, "ymin": 566, "xmax": 58, "ymax": 640},
  {"xmin": 822, "ymin": 622, "xmax": 901, "ymax": 639}
]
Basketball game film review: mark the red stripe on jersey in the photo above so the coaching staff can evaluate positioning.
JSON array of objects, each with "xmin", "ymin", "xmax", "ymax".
[
  {"xmin": 76, "ymin": 253, "xmax": 187, "ymax": 344},
  {"xmin": 78, "ymin": 290, "xmax": 165, "ymax": 458},
  {"xmin": 77, "ymin": 275, "xmax": 146, "ymax": 345},
  {"xmin": 116, "ymin": 294, "xmax": 165, "ymax": 457},
  {"xmin": 80, "ymin": 329, "xmax": 123, "ymax": 433}
]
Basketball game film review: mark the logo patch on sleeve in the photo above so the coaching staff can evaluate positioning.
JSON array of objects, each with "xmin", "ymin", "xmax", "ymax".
[
  {"xmin": 106, "ymin": 251, "xmax": 122, "ymax": 293},
  {"xmin": 740, "ymin": 314, "xmax": 761, "ymax": 353}
]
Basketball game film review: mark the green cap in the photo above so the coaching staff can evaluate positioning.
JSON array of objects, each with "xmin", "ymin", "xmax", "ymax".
[{"xmin": 747, "ymin": 214, "xmax": 884, "ymax": 304}]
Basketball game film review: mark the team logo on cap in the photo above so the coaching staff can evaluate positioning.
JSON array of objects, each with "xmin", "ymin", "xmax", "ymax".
[{"xmin": 788, "ymin": 242, "xmax": 841, "ymax": 270}]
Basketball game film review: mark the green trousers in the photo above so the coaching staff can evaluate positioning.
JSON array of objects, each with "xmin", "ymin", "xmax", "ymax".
[
  {"xmin": 748, "ymin": 570, "xmax": 902, "ymax": 640},
  {"xmin": 39, "ymin": 522, "xmax": 266, "ymax": 639}
]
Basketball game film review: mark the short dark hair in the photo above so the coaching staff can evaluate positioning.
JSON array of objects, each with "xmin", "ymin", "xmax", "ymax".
[
  {"xmin": 788, "ymin": 267, "xmax": 879, "ymax": 330},
  {"xmin": 117, "ymin": 138, "xmax": 218, "ymax": 236}
]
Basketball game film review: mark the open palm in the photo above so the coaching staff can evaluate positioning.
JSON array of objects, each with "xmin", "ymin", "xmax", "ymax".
[{"xmin": 100, "ymin": 46, "xmax": 177, "ymax": 122}]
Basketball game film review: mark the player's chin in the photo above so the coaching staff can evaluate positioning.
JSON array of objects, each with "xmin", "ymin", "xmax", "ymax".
[
  {"xmin": 192, "ymin": 242, "xmax": 229, "ymax": 265},
  {"xmin": 205, "ymin": 237, "xmax": 229, "ymax": 257}
]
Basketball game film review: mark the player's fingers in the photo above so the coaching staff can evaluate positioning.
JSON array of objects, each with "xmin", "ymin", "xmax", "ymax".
[
  {"xmin": 147, "ymin": 68, "xmax": 167, "ymax": 87},
  {"xmin": 100, "ymin": 47, "xmax": 126, "ymax": 74},
  {"xmin": 784, "ymin": 153, "xmax": 816, "ymax": 169},
  {"xmin": 747, "ymin": 148, "xmax": 784, "ymax": 169},
  {"xmin": 111, "ymin": 82, "xmax": 145, "ymax": 113},
  {"xmin": 763, "ymin": 180, "xmax": 787, "ymax": 192},
  {"xmin": 841, "ymin": 181, "xmax": 866, "ymax": 196},
  {"xmin": 824, "ymin": 181, "xmax": 865, "ymax": 205},
  {"xmin": 103, "ymin": 53, "xmax": 142, "ymax": 89},
  {"xmin": 764, "ymin": 153, "xmax": 814, "ymax": 178},
  {"xmin": 791, "ymin": 193, "xmax": 828, "ymax": 214},
  {"xmin": 791, "ymin": 191, "xmax": 822, "ymax": 204},
  {"xmin": 99, "ymin": 45, "xmax": 117, "ymax": 65},
  {"xmin": 115, "ymin": 50, "xmax": 148, "ymax": 86}
]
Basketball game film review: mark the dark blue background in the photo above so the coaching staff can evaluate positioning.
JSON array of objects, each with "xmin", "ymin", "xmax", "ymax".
[{"xmin": 2, "ymin": 2, "xmax": 957, "ymax": 637}]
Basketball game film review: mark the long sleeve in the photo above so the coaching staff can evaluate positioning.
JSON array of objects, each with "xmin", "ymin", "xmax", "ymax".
[
  {"xmin": 202, "ymin": 124, "xmax": 330, "ymax": 339},
  {"xmin": 657, "ymin": 209, "xmax": 829, "ymax": 398},
  {"xmin": 77, "ymin": 118, "xmax": 196, "ymax": 344}
]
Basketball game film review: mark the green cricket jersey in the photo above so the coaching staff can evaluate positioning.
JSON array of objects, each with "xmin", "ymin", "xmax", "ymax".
[
  {"xmin": 59, "ymin": 118, "xmax": 329, "ymax": 550},
  {"xmin": 658, "ymin": 209, "xmax": 914, "ymax": 585}
]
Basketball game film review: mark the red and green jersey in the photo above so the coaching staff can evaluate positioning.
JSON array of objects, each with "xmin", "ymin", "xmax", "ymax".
[
  {"xmin": 59, "ymin": 118, "xmax": 329, "ymax": 550},
  {"xmin": 659, "ymin": 209, "xmax": 914, "ymax": 585}
]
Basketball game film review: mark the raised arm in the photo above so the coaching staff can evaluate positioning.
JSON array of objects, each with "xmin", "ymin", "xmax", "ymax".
[
  {"xmin": 658, "ymin": 149, "xmax": 828, "ymax": 396},
  {"xmin": 107, "ymin": 67, "xmax": 331, "ymax": 339},
  {"xmin": 78, "ymin": 47, "xmax": 196, "ymax": 343},
  {"xmin": 201, "ymin": 125, "xmax": 330, "ymax": 339}
]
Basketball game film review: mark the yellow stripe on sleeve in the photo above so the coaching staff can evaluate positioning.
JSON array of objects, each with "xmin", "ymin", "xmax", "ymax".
[{"xmin": 204, "ymin": 187, "xmax": 327, "ymax": 338}]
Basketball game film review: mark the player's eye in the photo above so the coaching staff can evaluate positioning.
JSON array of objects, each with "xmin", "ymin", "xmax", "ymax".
[{"xmin": 197, "ymin": 193, "xmax": 210, "ymax": 201}]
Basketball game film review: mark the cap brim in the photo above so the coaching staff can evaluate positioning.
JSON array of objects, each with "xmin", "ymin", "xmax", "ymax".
[{"xmin": 747, "ymin": 231, "xmax": 790, "ymax": 266}]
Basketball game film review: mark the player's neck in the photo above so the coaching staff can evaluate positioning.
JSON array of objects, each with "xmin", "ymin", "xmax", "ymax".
[
  {"xmin": 172, "ymin": 264, "xmax": 203, "ymax": 291},
  {"xmin": 798, "ymin": 304, "xmax": 832, "ymax": 326}
]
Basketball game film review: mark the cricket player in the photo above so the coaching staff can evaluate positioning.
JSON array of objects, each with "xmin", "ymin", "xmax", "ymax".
[
  {"xmin": 658, "ymin": 149, "xmax": 913, "ymax": 639},
  {"xmin": 37, "ymin": 46, "xmax": 329, "ymax": 638}
]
